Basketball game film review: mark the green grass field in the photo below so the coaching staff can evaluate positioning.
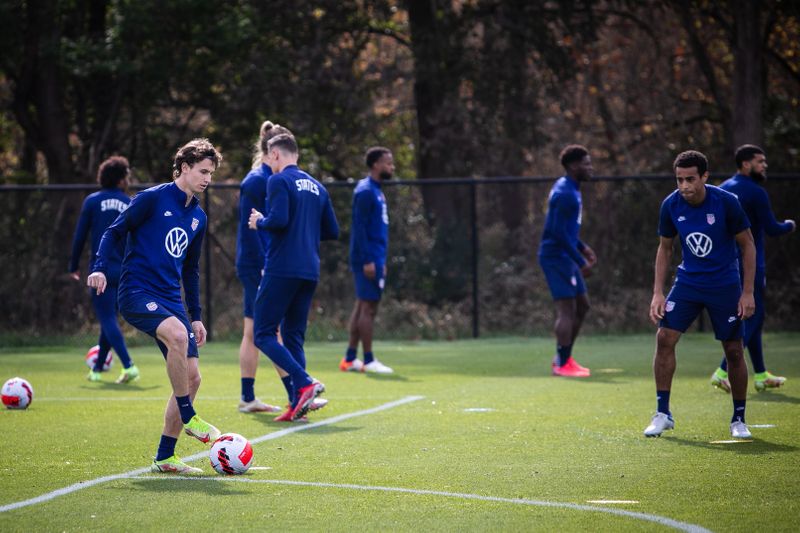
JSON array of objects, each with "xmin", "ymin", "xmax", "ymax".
[{"xmin": 1, "ymin": 333, "xmax": 799, "ymax": 532}]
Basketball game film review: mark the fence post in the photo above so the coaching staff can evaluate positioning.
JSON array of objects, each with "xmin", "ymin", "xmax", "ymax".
[
  {"xmin": 204, "ymin": 190, "xmax": 213, "ymax": 341},
  {"xmin": 471, "ymin": 181, "xmax": 479, "ymax": 338}
]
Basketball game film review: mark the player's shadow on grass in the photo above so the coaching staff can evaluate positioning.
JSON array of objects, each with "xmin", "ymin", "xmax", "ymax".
[
  {"xmin": 364, "ymin": 373, "xmax": 411, "ymax": 382},
  {"xmin": 127, "ymin": 477, "xmax": 249, "ymax": 495},
  {"xmin": 80, "ymin": 383, "xmax": 160, "ymax": 392},
  {"xmin": 666, "ymin": 436, "xmax": 798, "ymax": 455},
  {"xmin": 747, "ymin": 393, "xmax": 800, "ymax": 405},
  {"xmin": 259, "ymin": 420, "xmax": 360, "ymax": 435}
]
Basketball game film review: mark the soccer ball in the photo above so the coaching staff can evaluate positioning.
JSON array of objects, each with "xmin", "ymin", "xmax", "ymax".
[
  {"xmin": 85, "ymin": 345, "xmax": 114, "ymax": 371},
  {"xmin": 209, "ymin": 433, "xmax": 253, "ymax": 475},
  {"xmin": 2, "ymin": 377, "xmax": 34, "ymax": 409}
]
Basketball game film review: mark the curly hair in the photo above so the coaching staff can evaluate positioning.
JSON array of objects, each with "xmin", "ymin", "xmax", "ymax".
[
  {"xmin": 172, "ymin": 138, "xmax": 223, "ymax": 179},
  {"xmin": 97, "ymin": 156, "xmax": 130, "ymax": 189},
  {"xmin": 673, "ymin": 150, "xmax": 708, "ymax": 176}
]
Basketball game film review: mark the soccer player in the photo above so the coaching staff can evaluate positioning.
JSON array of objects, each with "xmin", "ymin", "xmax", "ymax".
[
  {"xmin": 88, "ymin": 138, "xmax": 222, "ymax": 473},
  {"xmin": 235, "ymin": 121, "xmax": 291, "ymax": 414},
  {"xmin": 340, "ymin": 146, "xmax": 395, "ymax": 374},
  {"xmin": 646, "ymin": 150, "xmax": 756, "ymax": 439},
  {"xmin": 69, "ymin": 156, "xmax": 138, "ymax": 384},
  {"xmin": 538, "ymin": 144, "xmax": 597, "ymax": 377},
  {"xmin": 709, "ymin": 145, "xmax": 795, "ymax": 393},
  {"xmin": 249, "ymin": 133, "xmax": 339, "ymax": 422}
]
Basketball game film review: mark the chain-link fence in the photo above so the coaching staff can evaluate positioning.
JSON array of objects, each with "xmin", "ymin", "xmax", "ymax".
[{"xmin": 1, "ymin": 175, "xmax": 798, "ymax": 346}]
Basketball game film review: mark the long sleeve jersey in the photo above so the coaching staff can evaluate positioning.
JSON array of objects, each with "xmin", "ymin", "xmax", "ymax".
[
  {"xmin": 719, "ymin": 173, "xmax": 794, "ymax": 270},
  {"xmin": 94, "ymin": 182, "xmax": 206, "ymax": 321},
  {"xmin": 236, "ymin": 163, "xmax": 272, "ymax": 273},
  {"xmin": 69, "ymin": 188, "xmax": 130, "ymax": 280},
  {"xmin": 349, "ymin": 176, "xmax": 389, "ymax": 269},
  {"xmin": 538, "ymin": 176, "xmax": 586, "ymax": 266},
  {"xmin": 255, "ymin": 165, "xmax": 339, "ymax": 281}
]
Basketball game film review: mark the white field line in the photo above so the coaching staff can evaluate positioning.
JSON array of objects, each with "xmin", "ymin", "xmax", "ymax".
[
  {"xmin": 34, "ymin": 395, "xmax": 403, "ymax": 402},
  {"xmin": 0, "ymin": 395, "xmax": 424, "ymax": 513},
  {"xmin": 129, "ymin": 476, "xmax": 712, "ymax": 533}
]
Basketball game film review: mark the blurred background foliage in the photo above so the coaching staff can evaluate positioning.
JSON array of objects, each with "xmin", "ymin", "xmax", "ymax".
[{"xmin": 0, "ymin": 0, "xmax": 798, "ymax": 342}]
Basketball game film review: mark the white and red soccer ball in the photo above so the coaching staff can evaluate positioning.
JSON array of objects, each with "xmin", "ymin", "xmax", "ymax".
[
  {"xmin": 2, "ymin": 377, "xmax": 34, "ymax": 410},
  {"xmin": 209, "ymin": 433, "xmax": 253, "ymax": 475},
  {"xmin": 85, "ymin": 345, "xmax": 114, "ymax": 371}
]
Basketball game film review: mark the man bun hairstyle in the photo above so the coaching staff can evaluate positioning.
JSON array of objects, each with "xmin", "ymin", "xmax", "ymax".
[
  {"xmin": 673, "ymin": 150, "xmax": 708, "ymax": 176},
  {"xmin": 173, "ymin": 138, "xmax": 222, "ymax": 179},
  {"xmin": 365, "ymin": 146, "xmax": 391, "ymax": 169},
  {"xmin": 97, "ymin": 156, "xmax": 130, "ymax": 188},
  {"xmin": 559, "ymin": 144, "xmax": 589, "ymax": 170},
  {"xmin": 267, "ymin": 133, "xmax": 298, "ymax": 155},
  {"xmin": 734, "ymin": 144, "xmax": 765, "ymax": 169},
  {"xmin": 253, "ymin": 121, "xmax": 293, "ymax": 168}
]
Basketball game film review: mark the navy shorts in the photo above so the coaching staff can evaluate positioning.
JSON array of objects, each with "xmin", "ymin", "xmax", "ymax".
[
  {"xmin": 539, "ymin": 256, "xmax": 586, "ymax": 300},
  {"xmin": 119, "ymin": 292, "xmax": 199, "ymax": 358},
  {"xmin": 353, "ymin": 266, "xmax": 384, "ymax": 302},
  {"xmin": 660, "ymin": 281, "xmax": 744, "ymax": 341},
  {"xmin": 237, "ymin": 270, "xmax": 262, "ymax": 319}
]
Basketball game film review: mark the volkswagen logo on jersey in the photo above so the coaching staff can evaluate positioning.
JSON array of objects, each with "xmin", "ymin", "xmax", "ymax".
[
  {"xmin": 686, "ymin": 232, "xmax": 713, "ymax": 257},
  {"xmin": 165, "ymin": 227, "xmax": 189, "ymax": 258}
]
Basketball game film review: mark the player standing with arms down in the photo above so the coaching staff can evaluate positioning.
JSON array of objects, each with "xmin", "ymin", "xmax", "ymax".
[
  {"xmin": 88, "ymin": 139, "xmax": 222, "ymax": 473},
  {"xmin": 538, "ymin": 145, "xmax": 597, "ymax": 377},
  {"xmin": 249, "ymin": 133, "xmax": 339, "ymax": 421},
  {"xmin": 709, "ymin": 145, "xmax": 795, "ymax": 392},
  {"xmin": 340, "ymin": 146, "xmax": 395, "ymax": 374},
  {"xmin": 646, "ymin": 150, "xmax": 756, "ymax": 439},
  {"xmin": 69, "ymin": 156, "xmax": 138, "ymax": 383},
  {"xmin": 235, "ymin": 121, "xmax": 291, "ymax": 414}
]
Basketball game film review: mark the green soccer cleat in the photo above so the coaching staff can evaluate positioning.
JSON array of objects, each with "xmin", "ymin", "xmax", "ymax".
[
  {"xmin": 754, "ymin": 371, "xmax": 786, "ymax": 392},
  {"xmin": 710, "ymin": 368, "xmax": 730, "ymax": 393},
  {"xmin": 151, "ymin": 455, "xmax": 202, "ymax": 474},
  {"xmin": 183, "ymin": 415, "xmax": 221, "ymax": 444},
  {"xmin": 115, "ymin": 365, "xmax": 140, "ymax": 384},
  {"xmin": 86, "ymin": 370, "xmax": 102, "ymax": 382}
]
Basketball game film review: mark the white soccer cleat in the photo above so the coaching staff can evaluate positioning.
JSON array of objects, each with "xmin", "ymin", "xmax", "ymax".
[
  {"xmin": 730, "ymin": 421, "xmax": 752, "ymax": 439},
  {"xmin": 309, "ymin": 397, "xmax": 328, "ymax": 411},
  {"xmin": 363, "ymin": 360, "xmax": 394, "ymax": 374},
  {"xmin": 644, "ymin": 412, "xmax": 674, "ymax": 437},
  {"xmin": 238, "ymin": 398, "xmax": 282, "ymax": 413}
]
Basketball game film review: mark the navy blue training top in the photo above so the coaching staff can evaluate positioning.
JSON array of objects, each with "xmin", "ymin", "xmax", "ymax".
[
  {"xmin": 69, "ymin": 188, "xmax": 130, "ymax": 281},
  {"xmin": 255, "ymin": 165, "xmax": 339, "ymax": 280},
  {"xmin": 538, "ymin": 176, "xmax": 586, "ymax": 266},
  {"xmin": 658, "ymin": 185, "xmax": 750, "ymax": 288},
  {"xmin": 94, "ymin": 182, "xmax": 206, "ymax": 321},
  {"xmin": 719, "ymin": 173, "xmax": 793, "ymax": 271},
  {"xmin": 236, "ymin": 163, "xmax": 272, "ymax": 274},
  {"xmin": 349, "ymin": 176, "xmax": 389, "ymax": 269}
]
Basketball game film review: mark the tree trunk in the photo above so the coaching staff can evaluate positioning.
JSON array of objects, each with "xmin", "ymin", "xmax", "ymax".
[{"xmin": 731, "ymin": 0, "xmax": 765, "ymax": 147}]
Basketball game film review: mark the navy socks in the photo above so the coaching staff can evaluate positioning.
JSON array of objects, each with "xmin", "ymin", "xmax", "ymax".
[
  {"xmin": 732, "ymin": 399, "xmax": 746, "ymax": 424},
  {"xmin": 156, "ymin": 435, "xmax": 177, "ymax": 461},
  {"xmin": 656, "ymin": 390, "xmax": 671, "ymax": 416},
  {"xmin": 556, "ymin": 344, "xmax": 573, "ymax": 367},
  {"xmin": 175, "ymin": 395, "xmax": 196, "ymax": 424},
  {"xmin": 345, "ymin": 347, "xmax": 357, "ymax": 362},
  {"xmin": 364, "ymin": 351, "xmax": 375, "ymax": 365},
  {"xmin": 241, "ymin": 378, "xmax": 255, "ymax": 403}
]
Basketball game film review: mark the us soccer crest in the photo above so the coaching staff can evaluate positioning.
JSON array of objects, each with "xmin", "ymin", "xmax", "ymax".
[
  {"xmin": 191, "ymin": 218, "xmax": 199, "ymax": 231},
  {"xmin": 665, "ymin": 301, "xmax": 675, "ymax": 312},
  {"xmin": 706, "ymin": 213, "xmax": 715, "ymax": 225}
]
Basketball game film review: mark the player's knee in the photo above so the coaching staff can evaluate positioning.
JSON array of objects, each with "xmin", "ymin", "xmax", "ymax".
[
  {"xmin": 188, "ymin": 370, "xmax": 202, "ymax": 392},
  {"xmin": 656, "ymin": 328, "xmax": 679, "ymax": 350}
]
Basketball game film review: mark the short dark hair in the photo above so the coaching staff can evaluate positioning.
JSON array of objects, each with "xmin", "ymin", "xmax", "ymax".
[
  {"xmin": 365, "ymin": 146, "xmax": 391, "ymax": 169},
  {"xmin": 734, "ymin": 144, "xmax": 765, "ymax": 169},
  {"xmin": 673, "ymin": 150, "xmax": 708, "ymax": 176},
  {"xmin": 173, "ymin": 138, "xmax": 223, "ymax": 179},
  {"xmin": 97, "ymin": 156, "xmax": 130, "ymax": 188},
  {"xmin": 559, "ymin": 145, "xmax": 589, "ymax": 169},
  {"xmin": 267, "ymin": 133, "xmax": 298, "ymax": 155}
]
